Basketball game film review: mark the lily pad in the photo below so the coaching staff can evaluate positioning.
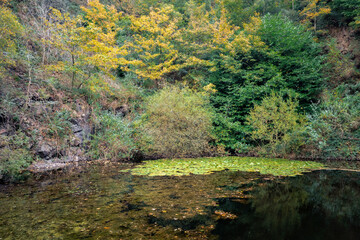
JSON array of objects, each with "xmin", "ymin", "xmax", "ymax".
[{"xmin": 122, "ymin": 157, "xmax": 325, "ymax": 177}]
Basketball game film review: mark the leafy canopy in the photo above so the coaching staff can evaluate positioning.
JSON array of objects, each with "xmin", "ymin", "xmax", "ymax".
[
  {"xmin": 120, "ymin": 5, "xmax": 183, "ymax": 83},
  {"xmin": 0, "ymin": 6, "xmax": 23, "ymax": 78},
  {"xmin": 119, "ymin": 1, "xmax": 264, "ymax": 85},
  {"xmin": 45, "ymin": 0, "xmax": 123, "ymax": 91}
]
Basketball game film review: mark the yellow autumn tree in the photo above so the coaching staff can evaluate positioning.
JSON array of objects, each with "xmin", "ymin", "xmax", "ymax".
[
  {"xmin": 45, "ymin": 0, "xmax": 122, "ymax": 91},
  {"xmin": 180, "ymin": 1, "xmax": 264, "ymax": 74},
  {"xmin": 300, "ymin": 0, "xmax": 331, "ymax": 33},
  {"xmin": 120, "ymin": 5, "xmax": 183, "ymax": 85},
  {"xmin": 120, "ymin": 1, "xmax": 264, "ymax": 85},
  {"xmin": 179, "ymin": 0, "xmax": 215, "ymax": 69},
  {"xmin": 0, "ymin": 6, "xmax": 24, "ymax": 78}
]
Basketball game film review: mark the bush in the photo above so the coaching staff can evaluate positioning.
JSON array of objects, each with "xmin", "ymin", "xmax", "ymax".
[
  {"xmin": 48, "ymin": 109, "xmax": 72, "ymax": 141},
  {"xmin": 305, "ymin": 90, "xmax": 360, "ymax": 159},
  {"xmin": 247, "ymin": 92, "xmax": 306, "ymax": 157},
  {"xmin": 0, "ymin": 131, "xmax": 33, "ymax": 182},
  {"xmin": 137, "ymin": 86, "xmax": 214, "ymax": 158},
  {"xmin": 88, "ymin": 111, "xmax": 136, "ymax": 160}
]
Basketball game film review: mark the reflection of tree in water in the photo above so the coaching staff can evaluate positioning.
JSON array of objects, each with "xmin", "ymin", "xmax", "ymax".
[
  {"xmin": 251, "ymin": 180, "xmax": 308, "ymax": 239},
  {"xmin": 213, "ymin": 170, "xmax": 360, "ymax": 240},
  {"xmin": 305, "ymin": 171, "xmax": 360, "ymax": 224}
]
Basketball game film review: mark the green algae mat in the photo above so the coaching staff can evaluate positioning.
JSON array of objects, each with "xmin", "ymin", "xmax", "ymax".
[{"xmin": 121, "ymin": 157, "xmax": 325, "ymax": 177}]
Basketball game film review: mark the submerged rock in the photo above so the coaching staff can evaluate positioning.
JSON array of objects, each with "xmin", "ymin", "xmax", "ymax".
[
  {"xmin": 28, "ymin": 161, "xmax": 68, "ymax": 173},
  {"xmin": 29, "ymin": 147, "xmax": 87, "ymax": 173},
  {"xmin": 28, "ymin": 155, "xmax": 86, "ymax": 173}
]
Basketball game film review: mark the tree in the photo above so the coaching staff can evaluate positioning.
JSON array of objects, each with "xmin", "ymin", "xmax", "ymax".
[
  {"xmin": 247, "ymin": 92, "xmax": 305, "ymax": 155},
  {"xmin": 208, "ymin": 14, "xmax": 323, "ymax": 152},
  {"xmin": 0, "ymin": 6, "xmax": 23, "ymax": 78},
  {"xmin": 45, "ymin": 0, "xmax": 122, "ymax": 91},
  {"xmin": 119, "ymin": 5, "xmax": 184, "ymax": 86},
  {"xmin": 181, "ymin": 0, "xmax": 263, "ymax": 73},
  {"xmin": 329, "ymin": 0, "xmax": 360, "ymax": 27},
  {"xmin": 119, "ymin": 1, "xmax": 263, "ymax": 86},
  {"xmin": 300, "ymin": 0, "xmax": 331, "ymax": 33},
  {"xmin": 223, "ymin": 0, "xmax": 258, "ymax": 26},
  {"xmin": 259, "ymin": 14, "xmax": 324, "ymax": 106},
  {"xmin": 138, "ymin": 86, "xmax": 214, "ymax": 158}
]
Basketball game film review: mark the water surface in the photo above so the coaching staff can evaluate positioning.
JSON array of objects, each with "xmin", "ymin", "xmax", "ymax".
[{"xmin": 0, "ymin": 164, "xmax": 359, "ymax": 239}]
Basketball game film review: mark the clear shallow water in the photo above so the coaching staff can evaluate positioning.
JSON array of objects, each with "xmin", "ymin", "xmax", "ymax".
[{"xmin": 0, "ymin": 164, "xmax": 359, "ymax": 240}]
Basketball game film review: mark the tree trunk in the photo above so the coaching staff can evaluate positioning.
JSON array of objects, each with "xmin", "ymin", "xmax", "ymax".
[{"xmin": 72, "ymin": 53, "xmax": 75, "ymax": 88}]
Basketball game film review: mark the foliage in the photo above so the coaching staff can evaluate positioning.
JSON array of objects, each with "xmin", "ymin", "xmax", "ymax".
[
  {"xmin": 1, "ymin": 0, "xmax": 359, "ymax": 163},
  {"xmin": 325, "ymin": 39, "xmax": 359, "ymax": 87},
  {"xmin": 223, "ymin": 0, "xmax": 258, "ymax": 26},
  {"xmin": 121, "ymin": 157, "xmax": 325, "ymax": 177},
  {"xmin": 47, "ymin": 109, "xmax": 72, "ymax": 144},
  {"xmin": 209, "ymin": 14, "xmax": 323, "ymax": 152},
  {"xmin": 119, "ymin": 5, "xmax": 183, "ymax": 84},
  {"xmin": 119, "ymin": 1, "xmax": 264, "ymax": 85},
  {"xmin": 180, "ymin": 1, "xmax": 264, "ymax": 77},
  {"xmin": 355, "ymin": 15, "xmax": 360, "ymax": 28},
  {"xmin": 247, "ymin": 92, "xmax": 306, "ymax": 156},
  {"xmin": 89, "ymin": 111, "xmax": 136, "ymax": 160},
  {"xmin": 305, "ymin": 90, "xmax": 360, "ymax": 159},
  {"xmin": 299, "ymin": 0, "xmax": 331, "ymax": 33},
  {"xmin": 329, "ymin": 0, "xmax": 360, "ymax": 27},
  {"xmin": 259, "ymin": 13, "xmax": 324, "ymax": 107},
  {"xmin": 137, "ymin": 86, "xmax": 214, "ymax": 158},
  {"xmin": 0, "ymin": 6, "xmax": 23, "ymax": 78},
  {"xmin": 45, "ymin": 0, "xmax": 122, "ymax": 90},
  {"xmin": 0, "ymin": 131, "xmax": 32, "ymax": 182}
]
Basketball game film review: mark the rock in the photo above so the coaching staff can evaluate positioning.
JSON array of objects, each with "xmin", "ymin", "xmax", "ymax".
[
  {"xmin": 28, "ymin": 151, "xmax": 86, "ymax": 173},
  {"xmin": 70, "ymin": 118, "xmax": 92, "ymax": 145},
  {"xmin": 115, "ymin": 104, "xmax": 130, "ymax": 117},
  {"xmin": 82, "ymin": 124, "xmax": 92, "ymax": 142},
  {"xmin": 28, "ymin": 161, "xmax": 68, "ymax": 173},
  {"xmin": 37, "ymin": 142, "xmax": 57, "ymax": 159},
  {"xmin": 71, "ymin": 123, "xmax": 83, "ymax": 133},
  {"xmin": 0, "ymin": 128, "xmax": 8, "ymax": 136},
  {"xmin": 70, "ymin": 119, "xmax": 83, "ymax": 133},
  {"xmin": 30, "ymin": 102, "xmax": 57, "ymax": 117},
  {"xmin": 70, "ymin": 136, "xmax": 81, "ymax": 147}
]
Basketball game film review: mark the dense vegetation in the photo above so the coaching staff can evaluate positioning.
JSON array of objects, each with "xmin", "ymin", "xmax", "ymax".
[{"xmin": 0, "ymin": 0, "xmax": 360, "ymax": 181}]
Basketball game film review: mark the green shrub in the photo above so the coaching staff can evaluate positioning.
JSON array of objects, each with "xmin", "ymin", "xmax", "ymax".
[
  {"xmin": 0, "ymin": 131, "xmax": 33, "ymax": 182},
  {"xmin": 48, "ymin": 109, "xmax": 72, "ymax": 140},
  {"xmin": 247, "ymin": 92, "xmax": 306, "ymax": 157},
  {"xmin": 137, "ymin": 86, "xmax": 214, "ymax": 158},
  {"xmin": 305, "ymin": 90, "xmax": 360, "ymax": 159},
  {"xmin": 89, "ymin": 111, "xmax": 136, "ymax": 160}
]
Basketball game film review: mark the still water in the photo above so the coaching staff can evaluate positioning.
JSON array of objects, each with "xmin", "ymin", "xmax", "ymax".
[{"xmin": 0, "ymin": 164, "xmax": 359, "ymax": 240}]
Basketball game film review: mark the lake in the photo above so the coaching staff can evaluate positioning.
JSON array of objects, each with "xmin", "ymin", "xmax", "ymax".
[{"xmin": 0, "ymin": 163, "xmax": 359, "ymax": 239}]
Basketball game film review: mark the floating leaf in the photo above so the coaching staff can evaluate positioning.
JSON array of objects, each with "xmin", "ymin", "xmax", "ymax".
[{"xmin": 122, "ymin": 157, "xmax": 324, "ymax": 177}]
